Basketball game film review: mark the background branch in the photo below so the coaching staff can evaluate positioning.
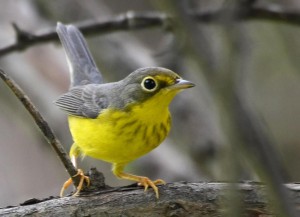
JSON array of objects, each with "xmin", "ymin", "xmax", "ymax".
[
  {"xmin": 1, "ymin": 3, "xmax": 300, "ymax": 57},
  {"xmin": 0, "ymin": 12, "xmax": 170, "ymax": 57},
  {"xmin": 192, "ymin": 3, "xmax": 300, "ymax": 25}
]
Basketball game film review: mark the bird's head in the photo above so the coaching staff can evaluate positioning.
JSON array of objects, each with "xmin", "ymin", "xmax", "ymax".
[{"xmin": 119, "ymin": 67, "xmax": 195, "ymax": 109}]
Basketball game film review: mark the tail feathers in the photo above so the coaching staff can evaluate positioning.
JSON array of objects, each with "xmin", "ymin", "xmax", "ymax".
[{"xmin": 56, "ymin": 22, "xmax": 103, "ymax": 87}]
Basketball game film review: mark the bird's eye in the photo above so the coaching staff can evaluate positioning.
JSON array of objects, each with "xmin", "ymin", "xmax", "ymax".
[{"xmin": 141, "ymin": 77, "xmax": 157, "ymax": 92}]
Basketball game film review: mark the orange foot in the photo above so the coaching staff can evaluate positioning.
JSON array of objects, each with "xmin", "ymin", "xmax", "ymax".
[
  {"xmin": 112, "ymin": 164, "xmax": 166, "ymax": 198},
  {"xmin": 60, "ymin": 169, "xmax": 90, "ymax": 197},
  {"xmin": 137, "ymin": 177, "xmax": 166, "ymax": 198}
]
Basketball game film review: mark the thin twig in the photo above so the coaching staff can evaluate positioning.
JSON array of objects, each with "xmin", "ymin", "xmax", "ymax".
[
  {"xmin": 0, "ymin": 69, "xmax": 80, "ymax": 188},
  {"xmin": 192, "ymin": 4, "xmax": 300, "ymax": 25},
  {"xmin": 0, "ymin": 12, "xmax": 170, "ymax": 57},
  {"xmin": 1, "ymin": 4, "xmax": 300, "ymax": 57}
]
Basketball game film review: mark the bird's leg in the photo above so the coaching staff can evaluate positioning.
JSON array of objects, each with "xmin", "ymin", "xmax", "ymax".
[
  {"xmin": 60, "ymin": 149, "xmax": 90, "ymax": 197},
  {"xmin": 112, "ymin": 163, "xmax": 165, "ymax": 198}
]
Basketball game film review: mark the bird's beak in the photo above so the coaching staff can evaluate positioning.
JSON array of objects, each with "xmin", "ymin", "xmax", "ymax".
[{"xmin": 169, "ymin": 78, "xmax": 195, "ymax": 90}]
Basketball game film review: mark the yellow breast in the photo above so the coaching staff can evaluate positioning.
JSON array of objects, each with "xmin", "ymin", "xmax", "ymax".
[{"xmin": 68, "ymin": 90, "xmax": 175, "ymax": 164}]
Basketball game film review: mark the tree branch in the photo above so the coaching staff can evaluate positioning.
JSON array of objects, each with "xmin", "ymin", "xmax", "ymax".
[
  {"xmin": 1, "ymin": 3, "xmax": 300, "ymax": 57},
  {"xmin": 1, "ymin": 182, "xmax": 299, "ymax": 216},
  {"xmin": 0, "ymin": 12, "xmax": 170, "ymax": 57},
  {"xmin": 0, "ymin": 69, "xmax": 80, "ymax": 187}
]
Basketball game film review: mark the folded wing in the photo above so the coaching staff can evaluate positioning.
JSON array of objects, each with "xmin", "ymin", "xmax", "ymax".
[{"xmin": 55, "ymin": 85, "xmax": 109, "ymax": 118}]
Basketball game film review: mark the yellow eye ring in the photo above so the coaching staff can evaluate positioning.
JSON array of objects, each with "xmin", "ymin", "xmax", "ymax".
[{"xmin": 141, "ymin": 76, "xmax": 158, "ymax": 92}]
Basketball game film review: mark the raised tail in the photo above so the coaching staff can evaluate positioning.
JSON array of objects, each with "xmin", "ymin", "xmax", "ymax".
[{"xmin": 56, "ymin": 22, "xmax": 103, "ymax": 87}]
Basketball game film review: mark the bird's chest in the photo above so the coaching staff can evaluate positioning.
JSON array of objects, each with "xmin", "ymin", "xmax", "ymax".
[
  {"xmin": 100, "ymin": 106, "xmax": 172, "ymax": 148},
  {"xmin": 68, "ymin": 106, "xmax": 171, "ymax": 163}
]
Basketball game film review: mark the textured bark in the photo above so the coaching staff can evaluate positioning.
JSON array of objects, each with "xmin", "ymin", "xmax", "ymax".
[{"xmin": 1, "ymin": 182, "xmax": 299, "ymax": 217}]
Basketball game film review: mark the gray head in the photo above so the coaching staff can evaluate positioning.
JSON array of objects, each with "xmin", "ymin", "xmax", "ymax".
[{"xmin": 117, "ymin": 67, "xmax": 194, "ymax": 108}]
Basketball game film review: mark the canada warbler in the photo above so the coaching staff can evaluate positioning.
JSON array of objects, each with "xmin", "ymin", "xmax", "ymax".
[{"xmin": 55, "ymin": 23, "xmax": 194, "ymax": 198}]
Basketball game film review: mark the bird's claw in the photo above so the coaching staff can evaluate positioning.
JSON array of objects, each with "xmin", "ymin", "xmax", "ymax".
[
  {"xmin": 60, "ymin": 169, "xmax": 90, "ymax": 197},
  {"xmin": 137, "ymin": 177, "xmax": 166, "ymax": 198}
]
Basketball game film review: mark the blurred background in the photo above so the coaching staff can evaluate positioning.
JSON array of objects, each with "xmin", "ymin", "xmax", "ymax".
[{"xmin": 0, "ymin": 0, "xmax": 300, "ymax": 208}]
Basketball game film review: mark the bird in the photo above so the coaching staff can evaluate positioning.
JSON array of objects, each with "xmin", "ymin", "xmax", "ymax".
[{"xmin": 55, "ymin": 22, "xmax": 195, "ymax": 198}]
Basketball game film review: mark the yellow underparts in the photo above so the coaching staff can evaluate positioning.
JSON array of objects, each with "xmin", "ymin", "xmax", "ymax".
[{"xmin": 68, "ymin": 89, "xmax": 178, "ymax": 164}]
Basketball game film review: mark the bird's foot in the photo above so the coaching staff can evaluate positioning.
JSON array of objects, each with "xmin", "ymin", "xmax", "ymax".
[
  {"xmin": 137, "ymin": 177, "xmax": 166, "ymax": 198},
  {"xmin": 60, "ymin": 169, "xmax": 90, "ymax": 197}
]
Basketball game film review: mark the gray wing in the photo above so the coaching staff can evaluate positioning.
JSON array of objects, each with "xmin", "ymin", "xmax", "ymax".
[
  {"xmin": 54, "ymin": 85, "xmax": 109, "ymax": 118},
  {"xmin": 56, "ymin": 22, "xmax": 103, "ymax": 87}
]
